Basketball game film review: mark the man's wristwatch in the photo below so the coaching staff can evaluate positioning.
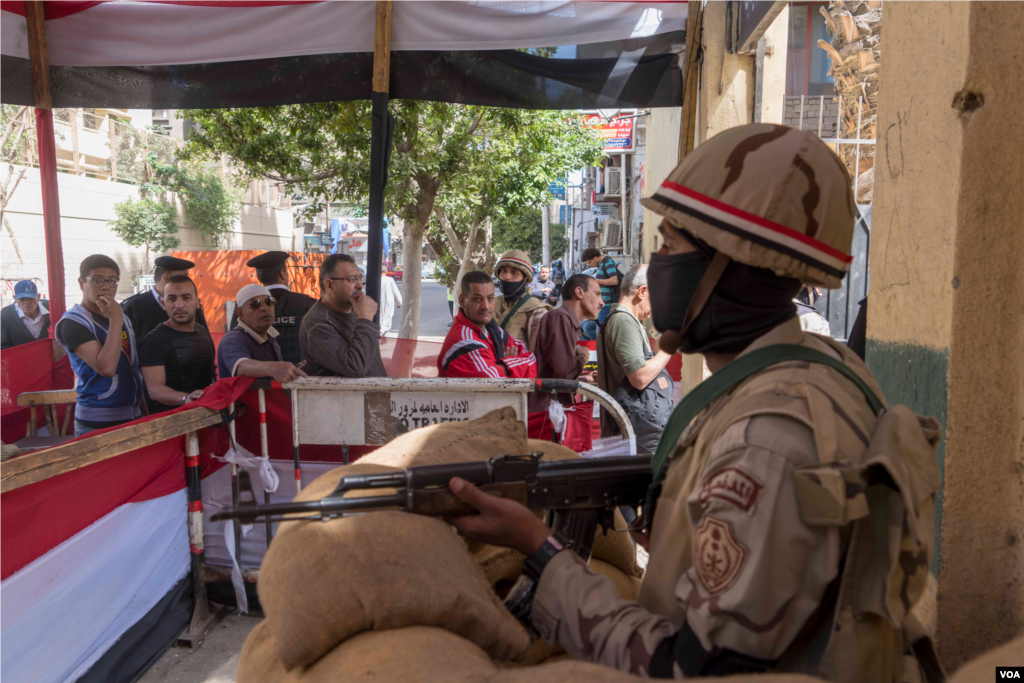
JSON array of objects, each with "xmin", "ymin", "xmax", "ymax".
[{"xmin": 522, "ymin": 530, "xmax": 572, "ymax": 583}]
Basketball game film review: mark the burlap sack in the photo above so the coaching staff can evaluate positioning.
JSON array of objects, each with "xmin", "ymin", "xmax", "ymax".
[
  {"xmin": 589, "ymin": 558, "xmax": 642, "ymax": 602},
  {"xmin": 948, "ymin": 634, "xmax": 1024, "ymax": 683},
  {"xmin": 297, "ymin": 626, "xmax": 498, "ymax": 683},
  {"xmin": 359, "ymin": 407, "xmax": 529, "ymax": 469},
  {"xmin": 237, "ymin": 621, "xmax": 293, "ymax": 683},
  {"xmin": 259, "ymin": 463, "xmax": 531, "ymax": 671},
  {"xmin": 490, "ymin": 661, "xmax": 829, "ymax": 683}
]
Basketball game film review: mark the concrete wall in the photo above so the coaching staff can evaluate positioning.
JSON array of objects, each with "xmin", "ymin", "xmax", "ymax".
[
  {"xmin": 699, "ymin": 1, "xmax": 755, "ymax": 142},
  {"xmin": 640, "ymin": 106, "xmax": 681, "ymax": 261},
  {"xmin": 759, "ymin": 5, "xmax": 790, "ymax": 126},
  {"xmin": 1, "ymin": 166, "xmax": 294, "ymax": 307},
  {"xmin": 869, "ymin": 1, "xmax": 1024, "ymax": 667}
]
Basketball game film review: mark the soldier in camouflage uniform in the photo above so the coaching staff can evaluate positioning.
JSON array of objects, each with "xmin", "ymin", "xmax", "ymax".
[
  {"xmin": 493, "ymin": 249, "xmax": 551, "ymax": 350},
  {"xmin": 448, "ymin": 124, "xmax": 942, "ymax": 682}
]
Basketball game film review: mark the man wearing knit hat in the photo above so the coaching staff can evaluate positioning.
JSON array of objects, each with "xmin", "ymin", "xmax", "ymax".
[
  {"xmin": 493, "ymin": 249, "xmax": 551, "ymax": 349},
  {"xmin": 217, "ymin": 283, "xmax": 307, "ymax": 383},
  {"xmin": 444, "ymin": 124, "xmax": 942, "ymax": 682}
]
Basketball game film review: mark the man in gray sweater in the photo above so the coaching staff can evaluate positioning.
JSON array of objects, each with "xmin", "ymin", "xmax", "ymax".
[{"xmin": 299, "ymin": 254, "xmax": 387, "ymax": 378}]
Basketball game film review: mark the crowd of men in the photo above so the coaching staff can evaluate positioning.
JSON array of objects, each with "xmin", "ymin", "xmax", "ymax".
[
  {"xmin": 35, "ymin": 251, "xmax": 402, "ymax": 436},
  {"xmin": 3, "ymin": 236, "xmax": 672, "ymax": 448}
]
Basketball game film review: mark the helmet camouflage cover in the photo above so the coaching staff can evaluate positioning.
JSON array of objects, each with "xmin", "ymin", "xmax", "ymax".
[
  {"xmin": 494, "ymin": 249, "xmax": 534, "ymax": 282},
  {"xmin": 640, "ymin": 124, "xmax": 856, "ymax": 289}
]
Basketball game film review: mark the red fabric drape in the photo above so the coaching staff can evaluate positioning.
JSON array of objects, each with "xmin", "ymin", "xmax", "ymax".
[
  {"xmin": 0, "ymin": 338, "xmax": 74, "ymax": 443},
  {"xmin": 0, "ymin": 377, "xmax": 252, "ymax": 580},
  {"xmin": 34, "ymin": 109, "xmax": 65, "ymax": 325}
]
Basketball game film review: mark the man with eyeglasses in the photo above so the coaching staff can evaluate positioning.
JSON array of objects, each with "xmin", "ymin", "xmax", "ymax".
[
  {"xmin": 299, "ymin": 253, "xmax": 386, "ymax": 378},
  {"xmin": 54, "ymin": 254, "xmax": 145, "ymax": 436},
  {"xmin": 217, "ymin": 284, "xmax": 308, "ymax": 383}
]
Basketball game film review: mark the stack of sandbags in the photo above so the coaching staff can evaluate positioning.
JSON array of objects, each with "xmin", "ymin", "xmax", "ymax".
[
  {"xmin": 256, "ymin": 461, "xmax": 530, "ymax": 674},
  {"xmin": 239, "ymin": 409, "xmax": 644, "ymax": 681},
  {"xmin": 947, "ymin": 634, "xmax": 1024, "ymax": 683}
]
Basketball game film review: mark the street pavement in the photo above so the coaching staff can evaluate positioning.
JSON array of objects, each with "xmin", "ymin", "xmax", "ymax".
[{"xmin": 387, "ymin": 280, "xmax": 453, "ymax": 340}]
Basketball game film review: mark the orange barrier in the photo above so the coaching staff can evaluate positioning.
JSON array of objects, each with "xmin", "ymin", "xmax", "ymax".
[{"xmin": 172, "ymin": 250, "xmax": 328, "ymax": 333}]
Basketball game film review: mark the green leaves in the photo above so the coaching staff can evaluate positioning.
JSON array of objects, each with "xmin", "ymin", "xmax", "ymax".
[
  {"xmin": 180, "ymin": 102, "xmax": 602, "ymax": 241},
  {"xmin": 109, "ymin": 153, "xmax": 240, "ymax": 256},
  {"xmin": 109, "ymin": 196, "xmax": 180, "ymax": 254}
]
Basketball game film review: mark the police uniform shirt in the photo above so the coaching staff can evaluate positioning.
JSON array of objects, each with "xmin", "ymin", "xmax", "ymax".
[
  {"xmin": 229, "ymin": 285, "xmax": 316, "ymax": 365},
  {"xmin": 217, "ymin": 321, "xmax": 283, "ymax": 380},
  {"xmin": 138, "ymin": 322, "xmax": 217, "ymax": 414},
  {"xmin": 122, "ymin": 287, "xmax": 210, "ymax": 343}
]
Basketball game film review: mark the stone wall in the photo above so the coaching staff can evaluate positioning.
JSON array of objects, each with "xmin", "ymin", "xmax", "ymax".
[{"xmin": 782, "ymin": 95, "xmax": 840, "ymax": 137}]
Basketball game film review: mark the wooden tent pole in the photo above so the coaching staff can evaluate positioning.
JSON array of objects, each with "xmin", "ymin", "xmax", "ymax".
[
  {"xmin": 365, "ymin": 0, "xmax": 393, "ymax": 316},
  {"xmin": 678, "ymin": 0, "xmax": 704, "ymax": 161},
  {"xmin": 24, "ymin": 2, "xmax": 66, "ymax": 324}
]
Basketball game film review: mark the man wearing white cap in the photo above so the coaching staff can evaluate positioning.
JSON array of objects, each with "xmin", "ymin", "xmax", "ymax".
[{"xmin": 217, "ymin": 284, "xmax": 307, "ymax": 383}]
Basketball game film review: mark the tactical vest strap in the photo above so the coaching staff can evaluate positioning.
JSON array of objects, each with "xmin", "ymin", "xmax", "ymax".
[{"xmin": 643, "ymin": 344, "xmax": 885, "ymax": 524}]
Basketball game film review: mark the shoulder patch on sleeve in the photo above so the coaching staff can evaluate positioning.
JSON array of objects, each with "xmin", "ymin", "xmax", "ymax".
[
  {"xmin": 694, "ymin": 517, "xmax": 746, "ymax": 594},
  {"xmin": 698, "ymin": 467, "xmax": 764, "ymax": 513}
]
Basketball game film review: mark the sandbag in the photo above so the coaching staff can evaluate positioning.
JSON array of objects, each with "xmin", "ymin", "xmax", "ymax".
[
  {"xmin": 489, "ymin": 661, "xmax": 830, "ymax": 683},
  {"xmin": 590, "ymin": 558, "xmax": 642, "ymax": 602},
  {"xmin": 948, "ymin": 634, "xmax": 1024, "ymax": 683},
  {"xmin": 237, "ymin": 620, "xmax": 293, "ymax": 683},
  {"xmin": 359, "ymin": 407, "xmax": 529, "ymax": 469},
  {"xmin": 259, "ymin": 463, "xmax": 531, "ymax": 671},
  {"xmin": 297, "ymin": 626, "xmax": 498, "ymax": 683}
]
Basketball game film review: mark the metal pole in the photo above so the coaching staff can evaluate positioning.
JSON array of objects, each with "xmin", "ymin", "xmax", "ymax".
[
  {"xmin": 541, "ymin": 200, "xmax": 551, "ymax": 267},
  {"xmin": 817, "ymin": 96, "xmax": 824, "ymax": 137},
  {"xmin": 258, "ymin": 389, "xmax": 273, "ymax": 546},
  {"xmin": 853, "ymin": 97, "xmax": 864, "ymax": 200},
  {"xmin": 185, "ymin": 431, "xmax": 210, "ymax": 624},
  {"xmin": 365, "ymin": 0, "xmax": 393, "ymax": 319},
  {"xmin": 24, "ymin": 1, "xmax": 66, "ymax": 324},
  {"xmin": 798, "ymin": 94, "xmax": 805, "ymax": 132},
  {"xmin": 228, "ymin": 402, "xmax": 241, "ymax": 569},
  {"xmin": 292, "ymin": 386, "xmax": 302, "ymax": 494}
]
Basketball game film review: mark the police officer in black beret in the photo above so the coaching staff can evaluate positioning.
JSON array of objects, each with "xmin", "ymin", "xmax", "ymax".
[
  {"xmin": 229, "ymin": 251, "xmax": 317, "ymax": 365},
  {"xmin": 122, "ymin": 255, "xmax": 210, "ymax": 343}
]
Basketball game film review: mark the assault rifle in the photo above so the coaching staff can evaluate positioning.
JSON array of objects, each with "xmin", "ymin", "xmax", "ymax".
[{"xmin": 211, "ymin": 452, "xmax": 652, "ymax": 632}]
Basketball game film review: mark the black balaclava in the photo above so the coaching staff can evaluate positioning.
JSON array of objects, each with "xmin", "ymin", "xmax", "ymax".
[
  {"xmin": 498, "ymin": 276, "xmax": 529, "ymax": 301},
  {"xmin": 647, "ymin": 228, "xmax": 801, "ymax": 354}
]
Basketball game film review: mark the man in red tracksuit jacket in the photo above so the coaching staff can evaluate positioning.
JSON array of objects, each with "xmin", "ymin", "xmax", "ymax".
[{"xmin": 438, "ymin": 271, "xmax": 538, "ymax": 379}]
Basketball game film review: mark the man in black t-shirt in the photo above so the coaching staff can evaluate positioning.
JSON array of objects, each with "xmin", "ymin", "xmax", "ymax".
[{"xmin": 138, "ymin": 274, "xmax": 216, "ymax": 414}]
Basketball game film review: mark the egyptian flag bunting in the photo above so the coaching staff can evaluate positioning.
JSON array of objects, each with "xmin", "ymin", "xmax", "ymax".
[{"xmin": 0, "ymin": 1, "xmax": 687, "ymax": 110}]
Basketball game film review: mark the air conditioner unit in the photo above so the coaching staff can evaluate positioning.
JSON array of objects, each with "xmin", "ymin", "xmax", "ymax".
[
  {"xmin": 601, "ymin": 219, "xmax": 623, "ymax": 249},
  {"xmin": 604, "ymin": 167, "xmax": 622, "ymax": 197}
]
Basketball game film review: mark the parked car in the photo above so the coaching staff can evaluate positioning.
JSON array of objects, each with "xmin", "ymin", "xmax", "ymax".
[{"xmin": 386, "ymin": 268, "xmax": 403, "ymax": 282}]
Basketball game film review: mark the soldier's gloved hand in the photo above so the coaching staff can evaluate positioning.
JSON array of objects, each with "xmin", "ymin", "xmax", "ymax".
[{"xmin": 446, "ymin": 477, "xmax": 551, "ymax": 556}]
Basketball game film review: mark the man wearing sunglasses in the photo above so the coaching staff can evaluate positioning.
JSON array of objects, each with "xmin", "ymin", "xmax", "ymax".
[
  {"xmin": 217, "ymin": 284, "xmax": 308, "ymax": 383},
  {"xmin": 54, "ymin": 254, "xmax": 145, "ymax": 436},
  {"xmin": 299, "ymin": 253, "xmax": 386, "ymax": 378}
]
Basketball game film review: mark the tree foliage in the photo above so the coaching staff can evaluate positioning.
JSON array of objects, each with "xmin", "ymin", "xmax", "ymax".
[
  {"xmin": 492, "ymin": 206, "xmax": 568, "ymax": 264},
  {"xmin": 109, "ymin": 195, "xmax": 181, "ymax": 255},
  {"xmin": 109, "ymin": 154, "xmax": 240, "ymax": 269},
  {"xmin": 179, "ymin": 102, "xmax": 602, "ymax": 337}
]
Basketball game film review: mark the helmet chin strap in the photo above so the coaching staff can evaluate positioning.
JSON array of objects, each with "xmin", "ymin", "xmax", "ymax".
[{"xmin": 658, "ymin": 251, "xmax": 731, "ymax": 355}]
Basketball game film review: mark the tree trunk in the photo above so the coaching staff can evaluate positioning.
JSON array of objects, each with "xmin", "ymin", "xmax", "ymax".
[
  {"xmin": 451, "ymin": 217, "xmax": 494, "ymax": 317},
  {"xmin": 399, "ymin": 222, "xmax": 423, "ymax": 339}
]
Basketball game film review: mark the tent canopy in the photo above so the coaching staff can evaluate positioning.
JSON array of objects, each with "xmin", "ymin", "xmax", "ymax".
[{"xmin": 0, "ymin": 1, "xmax": 687, "ymax": 110}]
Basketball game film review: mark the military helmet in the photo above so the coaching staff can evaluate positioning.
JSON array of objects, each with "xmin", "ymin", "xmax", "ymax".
[
  {"xmin": 494, "ymin": 249, "xmax": 534, "ymax": 282},
  {"xmin": 640, "ymin": 123, "xmax": 855, "ymax": 289}
]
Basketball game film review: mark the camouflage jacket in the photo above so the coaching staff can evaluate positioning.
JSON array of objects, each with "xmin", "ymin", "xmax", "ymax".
[
  {"xmin": 532, "ymin": 318, "xmax": 939, "ymax": 681},
  {"xmin": 495, "ymin": 294, "xmax": 551, "ymax": 351}
]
